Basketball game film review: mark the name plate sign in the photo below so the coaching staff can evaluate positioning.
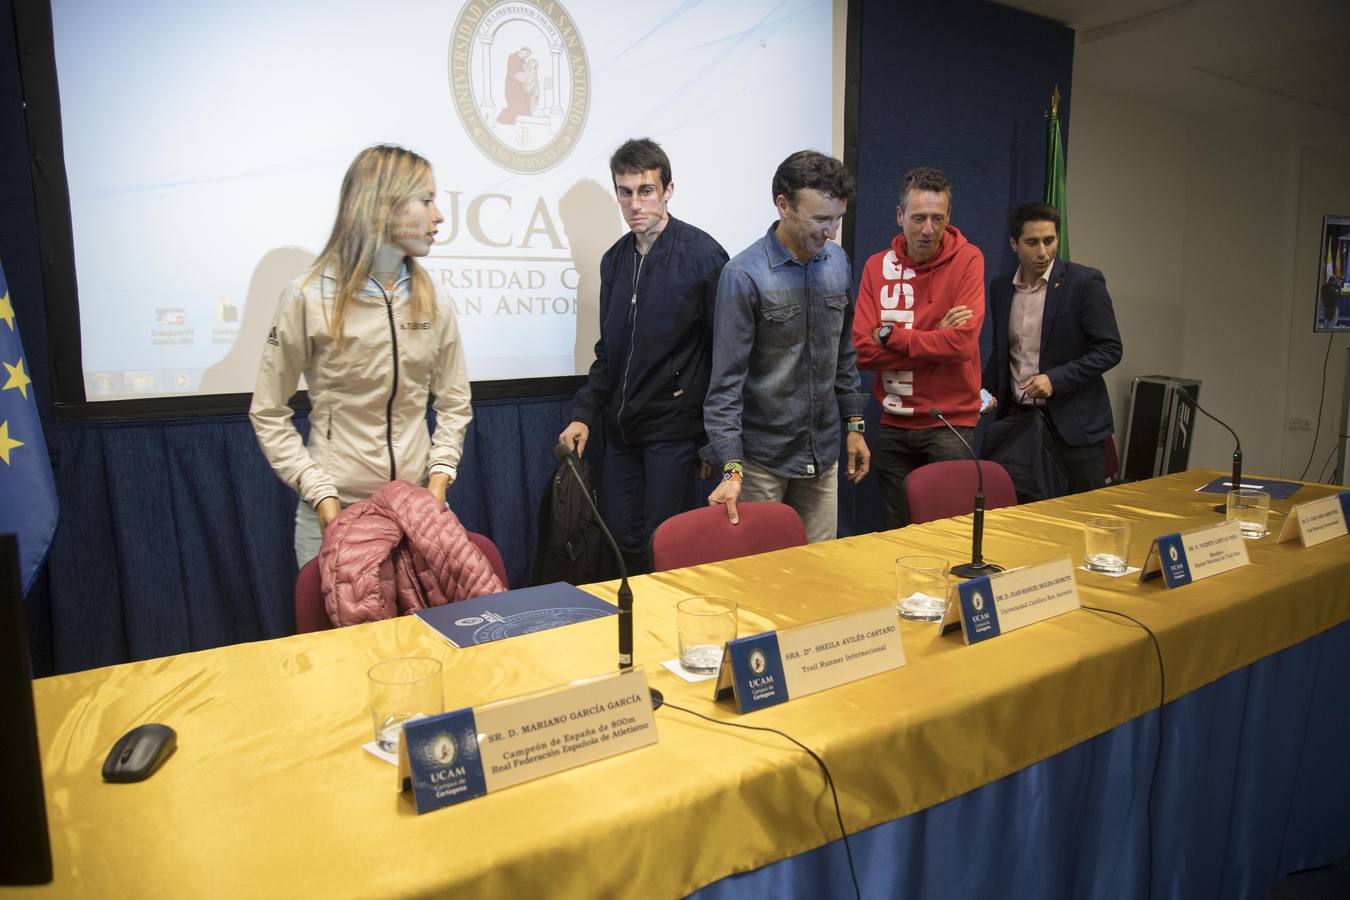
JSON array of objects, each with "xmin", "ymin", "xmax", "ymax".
[
  {"xmin": 948, "ymin": 556, "xmax": 1080, "ymax": 645},
  {"xmin": 714, "ymin": 605, "xmax": 905, "ymax": 714},
  {"xmin": 1276, "ymin": 491, "xmax": 1350, "ymax": 548},
  {"xmin": 1140, "ymin": 520, "xmax": 1248, "ymax": 588},
  {"xmin": 399, "ymin": 667, "xmax": 658, "ymax": 814}
]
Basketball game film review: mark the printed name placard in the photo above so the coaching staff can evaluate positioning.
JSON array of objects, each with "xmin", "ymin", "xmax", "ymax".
[
  {"xmin": 399, "ymin": 667, "xmax": 658, "ymax": 814},
  {"xmin": 945, "ymin": 556, "xmax": 1081, "ymax": 645},
  {"xmin": 713, "ymin": 605, "xmax": 905, "ymax": 714},
  {"xmin": 1140, "ymin": 520, "xmax": 1249, "ymax": 588},
  {"xmin": 1276, "ymin": 491, "xmax": 1350, "ymax": 548}
]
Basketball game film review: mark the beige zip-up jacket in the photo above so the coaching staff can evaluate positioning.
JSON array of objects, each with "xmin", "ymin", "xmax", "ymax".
[{"xmin": 249, "ymin": 269, "xmax": 472, "ymax": 508}]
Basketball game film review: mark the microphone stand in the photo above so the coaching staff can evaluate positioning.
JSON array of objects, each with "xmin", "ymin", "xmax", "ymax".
[
  {"xmin": 553, "ymin": 444, "xmax": 662, "ymax": 709},
  {"xmin": 927, "ymin": 408, "xmax": 1003, "ymax": 579},
  {"xmin": 1173, "ymin": 391, "xmax": 1242, "ymax": 513}
]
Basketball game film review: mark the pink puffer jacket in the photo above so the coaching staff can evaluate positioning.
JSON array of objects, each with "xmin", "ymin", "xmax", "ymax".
[{"xmin": 319, "ymin": 480, "xmax": 505, "ymax": 627}]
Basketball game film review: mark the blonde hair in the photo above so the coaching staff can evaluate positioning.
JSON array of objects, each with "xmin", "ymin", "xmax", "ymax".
[{"xmin": 310, "ymin": 145, "xmax": 437, "ymax": 349}]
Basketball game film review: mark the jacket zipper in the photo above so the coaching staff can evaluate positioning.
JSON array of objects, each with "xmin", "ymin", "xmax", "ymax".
[
  {"xmin": 616, "ymin": 249, "xmax": 643, "ymax": 445},
  {"xmin": 375, "ymin": 279, "xmax": 400, "ymax": 482}
]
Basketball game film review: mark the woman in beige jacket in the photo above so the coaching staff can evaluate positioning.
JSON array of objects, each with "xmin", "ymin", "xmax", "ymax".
[{"xmin": 250, "ymin": 145, "xmax": 472, "ymax": 567}]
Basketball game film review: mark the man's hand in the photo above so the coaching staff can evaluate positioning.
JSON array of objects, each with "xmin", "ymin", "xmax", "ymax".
[
  {"xmin": 1020, "ymin": 374, "xmax": 1054, "ymax": 400},
  {"xmin": 845, "ymin": 431, "xmax": 871, "ymax": 483},
  {"xmin": 428, "ymin": 471, "xmax": 453, "ymax": 505},
  {"xmin": 559, "ymin": 421, "xmax": 590, "ymax": 456},
  {"xmin": 698, "ymin": 462, "xmax": 713, "ymax": 480},
  {"xmin": 708, "ymin": 479, "xmax": 741, "ymax": 525},
  {"xmin": 317, "ymin": 497, "xmax": 341, "ymax": 531},
  {"xmin": 940, "ymin": 305, "xmax": 974, "ymax": 328}
]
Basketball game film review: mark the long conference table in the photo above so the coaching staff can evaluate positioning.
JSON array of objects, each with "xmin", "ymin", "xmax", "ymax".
[{"xmin": 11, "ymin": 470, "xmax": 1350, "ymax": 898}]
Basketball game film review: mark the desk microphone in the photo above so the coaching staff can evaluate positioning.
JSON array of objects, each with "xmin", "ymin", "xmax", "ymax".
[
  {"xmin": 928, "ymin": 407, "xmax": 1003, "ymax": 579},
  {"xmin": 553, "ymin": 443, "xmax": 662, "ymax": 709},
  {"xmin": 1172, "ymin": 391, "xmax": 1242, "ymax": 514}
]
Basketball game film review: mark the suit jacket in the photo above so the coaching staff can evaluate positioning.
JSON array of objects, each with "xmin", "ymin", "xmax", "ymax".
[{"xmin": 982, "ymin": 259, "xmax": 1122, "ymax": 447}]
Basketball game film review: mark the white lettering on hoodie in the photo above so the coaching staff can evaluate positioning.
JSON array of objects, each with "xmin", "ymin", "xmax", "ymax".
[{"xmin": 878, "ymin": 250, "xmax": 917, "ymax": 416}]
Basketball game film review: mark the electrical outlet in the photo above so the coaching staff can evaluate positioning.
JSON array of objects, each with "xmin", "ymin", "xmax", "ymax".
[{"xmin": 1286, "ymin": 417, "xmax": 1313, "ymax": 431}]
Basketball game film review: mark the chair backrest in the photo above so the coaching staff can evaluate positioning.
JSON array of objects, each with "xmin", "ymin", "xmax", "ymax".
[
  {"xmin": 294, "ymin": 531, "xmax": 507, "ymax": 634},
  {"xmin": 294, "ymin": 556, "xmax": 329, "ymax": 634},
  {"xmin": 466, "ymin": 532, "xmax": 509, "ymax": 588},
  {"xmin": 1104, "ymin": 434, "xmax": 1120, "ymax": 484},
  {"xmin": 903, "ymin": 460, "xmax": 1019, "ymax": 525},
  {"xmin": 651, "ymin": 502, "xmax": 807, "ymax": 572}
]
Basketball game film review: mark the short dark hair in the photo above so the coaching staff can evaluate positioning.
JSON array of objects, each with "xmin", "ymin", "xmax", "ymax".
[
  {"xmin": 1009, "ymin": 202, "xmax": 1061, "ymax": 240},
  {"xmin": 772, "ymin": 151, "xmax": 856, "ymax": 207},
  {"xmin": 898, "ymin": 167, "xmax": 951, "ymax": 209},
  {"xmin": 610, "ymin": 138, "xmax": 671, "ymax": 190}
]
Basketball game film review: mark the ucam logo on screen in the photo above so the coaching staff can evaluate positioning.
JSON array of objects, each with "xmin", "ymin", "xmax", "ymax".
[{"xmin": 450, "ymin": 0, "xmax": 591, "ymax": 175}]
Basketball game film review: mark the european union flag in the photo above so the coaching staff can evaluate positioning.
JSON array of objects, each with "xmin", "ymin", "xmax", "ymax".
[{"xmin": 0, "ymin": 260, "xmax": 58, "ymax": 595}]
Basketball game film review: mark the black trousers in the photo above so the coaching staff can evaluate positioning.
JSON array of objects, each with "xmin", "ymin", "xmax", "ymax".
[{"xmin": 875, "ymin": 423, "xmax": 976, "ymax": 528}]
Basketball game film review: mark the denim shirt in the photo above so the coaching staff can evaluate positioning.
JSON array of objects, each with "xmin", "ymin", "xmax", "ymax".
[{"xmin": 704, "ymin": 222, "xmax": 867, "ymax": 477}]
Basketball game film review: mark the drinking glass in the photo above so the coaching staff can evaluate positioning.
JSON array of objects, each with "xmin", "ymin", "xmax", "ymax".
[
  {"xmin": 1084, "ymin": 517, "xmax": 1131, "ymax": 574},
  {"xmin": 677, "ymin": 596, "xmax": 737, "ymax": 674},
  {"xmin": 1226, "ymin": 489, "xmax": 1270, "ymax": 539},
  {"xmin": 367, "ymin": 657, "xmax": 443, "ymax": 753},
  {"xmin": 896, "ymin": 556, "xmax": 951, "ymax": 622}
]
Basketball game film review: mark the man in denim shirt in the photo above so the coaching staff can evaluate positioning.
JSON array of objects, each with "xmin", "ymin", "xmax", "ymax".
[{"xmin": 704, "ymin": 151, "xmax": 870, "ymax": 542}]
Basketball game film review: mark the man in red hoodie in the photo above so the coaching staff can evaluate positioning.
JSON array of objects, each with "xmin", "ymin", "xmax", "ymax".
[{"xmin": 853, "ymin": 167, "xmax": 985, "ymax": 528}]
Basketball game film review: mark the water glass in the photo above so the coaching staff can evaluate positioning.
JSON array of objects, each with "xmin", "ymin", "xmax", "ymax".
[
  {"xmin": 677, "ymin": 596, "xmax": 737, "ymax": 674},
  {"xmin": 1227, "ymin": 489, "xmax": 1270, "ymax": 539},
  {"xmin": 896, "ymin": 556, "xmax": 951, "ymax": 622},
  {"xmin": 368, "ymin": 657, "xmax": 443, "ymax": 753},
  {"xmin": 1084, "ymin": 517, "xmax": 1131, "ymax": 574}
]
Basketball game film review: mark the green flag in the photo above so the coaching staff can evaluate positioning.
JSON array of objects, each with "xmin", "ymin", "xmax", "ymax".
[{"xmin": 1045, "ymin": 87, "xmax": 1070, "ymax": 261}]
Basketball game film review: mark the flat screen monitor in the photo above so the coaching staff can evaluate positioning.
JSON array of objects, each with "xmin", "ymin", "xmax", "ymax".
[{"xmin": 1314, "ymin": 215, "xmax": 1350, "ymax": 333}]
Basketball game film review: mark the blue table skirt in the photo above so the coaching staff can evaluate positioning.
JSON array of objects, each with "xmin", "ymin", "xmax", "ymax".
[{"xmin": 693, "ymin": 620, "xmax": 1350, "ymax": 899}]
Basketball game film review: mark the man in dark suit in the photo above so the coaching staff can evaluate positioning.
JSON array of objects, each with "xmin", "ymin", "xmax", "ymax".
[{"xmin": 983, "ymin": 202, "xmax": 1123, "ymax": 493}]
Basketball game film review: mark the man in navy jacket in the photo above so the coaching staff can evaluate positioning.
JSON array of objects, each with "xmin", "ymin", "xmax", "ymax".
[
  {"xmin": 561, "ymin": 138, "xmax": 728, "ymax": 572},
  {"xmin": 983, "ymin": 203, "xmax": 1123, "ymax": 493}
]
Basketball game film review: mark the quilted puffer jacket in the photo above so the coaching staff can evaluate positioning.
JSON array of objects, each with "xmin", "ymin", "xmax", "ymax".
[{"xmin": 319, "ymin": 480, "xmax": 504, "ymax": 627}]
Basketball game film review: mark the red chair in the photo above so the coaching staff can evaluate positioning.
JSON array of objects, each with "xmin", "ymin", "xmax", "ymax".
[
  {"xmin": 294, "ymin": 531, "xmax": 508, "ymax": 634},
  {"xmin": 650, "ymin": 502, "xmax": 807, "ymax": 572},
  {"xmin": 903, "ymin": 460, "xmax": 1018, "ymax": 525}
]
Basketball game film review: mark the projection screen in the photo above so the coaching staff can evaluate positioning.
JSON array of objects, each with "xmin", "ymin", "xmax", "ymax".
[{"xmin": 46, "ymin": 0, "xmax": 844, "ymax": 404}]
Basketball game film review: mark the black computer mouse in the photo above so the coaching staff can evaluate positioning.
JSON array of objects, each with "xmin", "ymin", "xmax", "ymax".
[{"xmin": 102, "ymin": 723, "xmax": 176, "ymax": 783}]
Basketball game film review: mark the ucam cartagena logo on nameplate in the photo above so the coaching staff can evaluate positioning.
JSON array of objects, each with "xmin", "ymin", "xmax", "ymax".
[
  {"xmin": 713, "ymin": 605, "xmax": 905, "ymax": 714},
  {"xmin": 950, "ymin": 556, "xmax": 1080, "ymax": 645},
  {"xmin": 398, "ymin": 668, "xmax": 658, "ymax": 815},
  {"xmin": 1140, "ymin": 520, "xmax": 1248, "ymax": 588}
]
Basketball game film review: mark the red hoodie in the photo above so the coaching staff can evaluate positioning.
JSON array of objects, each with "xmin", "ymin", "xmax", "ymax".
[{"xmin": 853, "ymin": 225, "xmax": 985, "ymax": 428}]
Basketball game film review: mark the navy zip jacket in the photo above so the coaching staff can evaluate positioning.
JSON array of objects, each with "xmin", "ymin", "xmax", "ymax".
[{"xmin": 571, "ymin": 215, "xmax": 728, "ymax": 445}]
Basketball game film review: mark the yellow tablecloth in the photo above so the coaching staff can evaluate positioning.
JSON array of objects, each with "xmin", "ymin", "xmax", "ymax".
[{"xmin": 12, "ymin": 471, "xmax": 1350, "ymax": 899}]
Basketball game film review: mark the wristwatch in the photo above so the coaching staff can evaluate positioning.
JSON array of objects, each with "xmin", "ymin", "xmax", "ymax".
[
  {"xmin": 876, "ymin": 324, "xmax": 893, "ymax": 345},
  {"xmin": 846, "ymin": 418, "xmax": 865, "ymax": 434}
]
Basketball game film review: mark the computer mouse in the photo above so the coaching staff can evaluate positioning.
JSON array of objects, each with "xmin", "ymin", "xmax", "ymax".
[{"xmin": 102, "ymin": 723, "xmax": 176, "ymax": 783}]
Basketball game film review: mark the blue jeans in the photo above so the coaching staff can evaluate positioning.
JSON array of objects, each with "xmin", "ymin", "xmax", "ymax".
[{"xmin": 599, "ymin": 436, "xmax": 702, "ymax": 574}]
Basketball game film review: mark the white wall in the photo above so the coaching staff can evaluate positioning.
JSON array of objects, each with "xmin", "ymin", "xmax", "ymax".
[
  {"xmin": 1067, "ymin": 84, "xmax": 1350, "ymax": 483},
  {"xmin": 1282, "ymin": 143, "xmax": 1350, "ymax": 484}
]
